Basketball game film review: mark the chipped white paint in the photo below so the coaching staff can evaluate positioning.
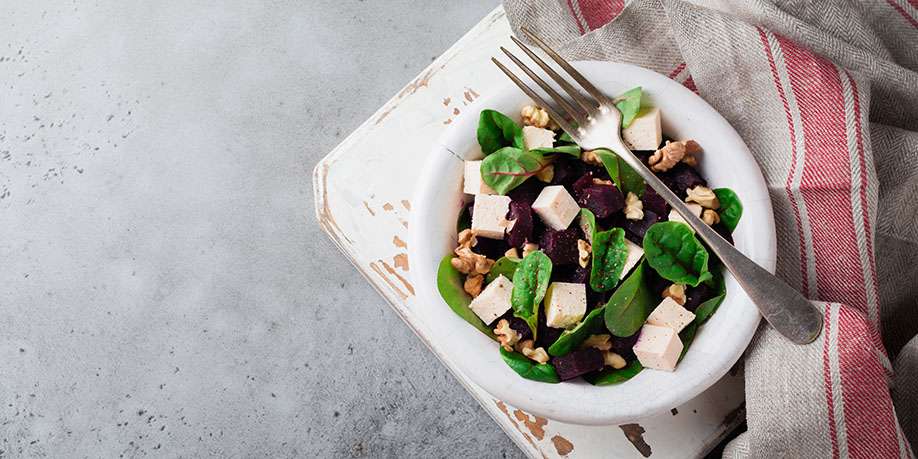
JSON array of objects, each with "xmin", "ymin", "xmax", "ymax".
[{"xmin": 313, "ymin": 6, "xmax": 745, "ymax": 458}]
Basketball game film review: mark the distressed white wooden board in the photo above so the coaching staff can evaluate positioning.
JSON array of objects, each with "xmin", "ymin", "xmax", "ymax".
[{"xmin": 313, "ymin": 6, "xmax": 745, "ymax": 458}]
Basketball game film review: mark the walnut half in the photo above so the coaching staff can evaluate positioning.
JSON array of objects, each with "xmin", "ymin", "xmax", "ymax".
[
  {"xmin": 686, "ymin": 185, "xmax": 720, "ymax": 210},
  {"xmin": 662, "ymin": 283, "xmax": 686, "ymax": 306},
  {"xmin": 494, "ymin": 319, "xmax": 521, "ymax": 351},
  {"xmin": 517, "ymin": 339, "xmax": 550, "ymax": 364},
  {"xmin": 521, "ymin": 105, "xmax": 550, "ymax": 128},
  {"xmin": 624, "ymin": 192, "xmax": 644, "ymax": 220},
  {"xmin": 648, "ymin": 140, "xmax": 702, "ymax": 172},
  {"xmin": 577, "ymin": 239, "xmax": 592, "ymax": 268}
]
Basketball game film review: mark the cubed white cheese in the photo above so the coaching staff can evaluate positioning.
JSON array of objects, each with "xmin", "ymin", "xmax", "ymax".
[
  {"xmin": 522, "ymin": 126, "xmax": 555, "ymax": 150},
  {"xmin": 544, "ymin": 282, "xmax": 587, "ymax": 329},
  {"xmin": 668, "ymin": 203, "xmax": 703, "ymax": 228},
  {"xmin": 646, "ymin": 297, "xmax": 696, "ymax": 332},
  {"xmin": 621, "ymin": 239, "xmax": 643, "ymax": 279},
  {"xmin": 463, "ymin": 160, "xmax": 495, "ymax": 195},
  {"xmin": 469, "ymin": 275, "xmax": 513, "ymax": 324},
  {"xmin": 622, "ymin": 107, "xmax": 662, "ymax": 151},
  {"xmin": 472, "ymin": 194, "xmax": 511, "ymax": 239},
  {"xmin": 532, "ymin": 185, "xmax": 579, "ymax": 230},
  {"xmin": 633, "ymin": 324, "xmax": 684, "ymax": 371}
]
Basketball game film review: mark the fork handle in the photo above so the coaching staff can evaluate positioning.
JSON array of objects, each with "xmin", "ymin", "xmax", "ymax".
[{"xmin": 609, "ymin": 140, "xmax": 824, "ymax": 344}]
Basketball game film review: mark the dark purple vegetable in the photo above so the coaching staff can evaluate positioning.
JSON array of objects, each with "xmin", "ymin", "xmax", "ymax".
[
  {"xmin": 642, "ymin": 187, "xmax": 669, "ymax": 217},
  {"xmin": 536, "ymin": 311, "xmax": 565, "ymax": 349},
  {"xmin": 552, "ymin": 348, "xmax": 605, "ymax": 381},
  {"xmin": 611, "ymin": 331, "xmax": 641, "ymax": 361},
  {"xmin": 473, "ymin": 237, "xmax": 510, "ymax": 260},
  {"xmin": 623, "ymin": 209, "xmax": 662, "ymax": 242},
  {"xmin": 587, "ymin": 288, "xmax": 612, "ymax": 309},
  {"xmin": 553, "ymin": 263, "xmax": 590, "ymax": 284},
  {"xmin": 577, "ymin": 185, "xmax": 624, "ymax": 218},
  {"xmin": 684, "ymin": 283, "xmax": 712, "ymax": 312},
  {"xmin": 572, "ymin": 172, "xmax": 595, "ymax": 197},
  {"xmin": 714, "ymin": 222, "xmax": 734, "ymax": 245},
  {"xmin": 660, "ymin": 163, "xmax": 706, "ymax": 197},
  {"xmin": 508, "ymin": 180, "xmax": 545, "ymax": 208},
  {"xmin": 549, "ymin": 155, "xmax": 585, "ymax": 187},
  {"xmin": 505, "ymin": 201, "xmax": 533, "ymax": 248},
  {"xmin": 539, "ymin": 227, "xmax": 581, "ymax": 266}
]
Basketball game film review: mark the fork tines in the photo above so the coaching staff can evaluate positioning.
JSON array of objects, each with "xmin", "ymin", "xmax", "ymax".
[{"xmin": 492, "ymin": 27, "xmax": 614, "ymax": 139}]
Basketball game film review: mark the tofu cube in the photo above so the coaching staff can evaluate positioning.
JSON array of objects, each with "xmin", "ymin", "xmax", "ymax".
[
  {"xmin": 469, "ymin": 275, "xmax": 513, "ymax": 325},
  {"xmin": 621, "ymin": 239, "xmax": 643, "ymax": 279},
  {"xmin": 522, "ymin": 126, "xmax": 555, "ymax": 150},
  {"xmin": 622, "ymin": 107, "xmax": 662, "ymax": 151},
  {"xmin": 463, "ymin": 160, "xmax": 495, "ymax": 195},
  {"xmin": 668, "ymin": 203, "xmax": 703, "ymax": 228},
  {"xmin": 646, "ymin": 297, "xmax": 696, "ymax": 332},
  {"xmin": 544, "ymin": 282, "xmax": 587, "ymax": 329},
  {"xmin": 472, "ymin": 195, "xmax": 512, "ymax": 239},
  {"xmin": 532, "ymin": 185, "xmax": 580, "ymax": 230},
  {"xmin": 633, "ymin": 324, "xmax": 684, "ymax": 371}
]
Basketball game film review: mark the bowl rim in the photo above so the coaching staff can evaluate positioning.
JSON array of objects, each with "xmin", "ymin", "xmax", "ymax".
[{"xmin": 408, "ymin": 60, "xmax": 775, "ymax": 425}]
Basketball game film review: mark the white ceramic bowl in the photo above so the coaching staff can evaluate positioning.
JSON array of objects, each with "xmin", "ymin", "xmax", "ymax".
[{"xmin": 409, "ymin": 61, "xmax": 775, "ymax": 425}]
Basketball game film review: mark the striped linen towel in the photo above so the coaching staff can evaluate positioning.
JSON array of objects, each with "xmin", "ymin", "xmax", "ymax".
[{"xmin": 502, "ymin": 0, "xmax": 918, "ymax": 457}]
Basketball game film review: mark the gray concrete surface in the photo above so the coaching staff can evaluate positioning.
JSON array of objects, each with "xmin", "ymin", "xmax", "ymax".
[{"xmin": 0, "ymin": 1, "xmax": 523, "ymax": 457}]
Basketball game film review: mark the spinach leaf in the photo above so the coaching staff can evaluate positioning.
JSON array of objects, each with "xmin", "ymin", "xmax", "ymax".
[
  {"xmin": 436, "ymin": 255, "xmax": 496, "ymax": 339},
  {"xmin": 643, "ymin": 222, "xmax": 713, "ymax": 287},
  {"xmin": 678, "ymin": 322, "xmax": 697, "ymax": 362},
  {"xmin": 714, "ymin": 188, "xmax": 743, "ymax": 233},
  {"xmin": 477, "ymin": 109, "xmax": 524, "ymax": 155},
  {"xmin": 590, "ymin": 227, "xmax": 628, "ymax": 292},
  {"xmin": 579, "ymin": 208, "xmax": 597, "ymax": 244},
  {"xmin": 615, "ymin": 87, "xmax": 642, "ymax": 128},
  {"xmin": 695, "ymin": 271, "xmax": 726, "ymax": 324},
  {"xmin": 679, "ymin": 271, "xmax": 725, "ymax": 361},
  {"xmin": 499, "ymin": 347, "xmax": 560, "ymax": 383},
  {"xmin": 480, "ymin": 147, "xmax": 548, "ymax": 195},
  {"xmin": 604, "ymin": 263, "xmax": 655, "ymax": 337},
  {"xmin": 583, "ymin": 360, "xmax": 643, "ymax": 386},
  {"xmin": 486, "ymin": 256, "xmax": 520, "ymax": 284},
  {"xmin": 532, "ymin": 145, "xmax": 581, "ymax": 158},
  {"xmin": 594, "ymin": 149, "xmax": 645, "ymax": 197},
  {"xmin": 511, "ymin": 251, "xmax": 553, "ymax": 339},
  {"xmin": 557, "ymin": 131, "xmax": 576, "ymax": 145},
  {"xmin": 547, "ymin": 306, "xmax": 606, "ymax": 356}
]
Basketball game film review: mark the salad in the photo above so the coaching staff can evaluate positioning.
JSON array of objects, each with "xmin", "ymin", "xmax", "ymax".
[{"xmin": 437, "ymin": 87, "xmax": 743, "ymax": 385}]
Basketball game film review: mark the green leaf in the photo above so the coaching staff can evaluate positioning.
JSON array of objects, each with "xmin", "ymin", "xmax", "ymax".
[
  {"xmin": 643, "ymin": 222, "xmax": 712, "ymax": 287},
  {"xmin": 695, "ymin": 271, "xmax": 726, "ymax": 324},
  {"xmin": 579, "ymin": 208, "xmax": 597, "ymax": 244},
  {"xmin": 547, "ymin": 306, "xmax": 606, "ymax": 356},
  {"xmin": 615, "ymin": 87, "xmax": 642, "ymax": 128},
  {"xmin": 557, "ymin": 131, "xmax": 576, "ymax": 145},
  {"xmin": 486, "ymin": 256, "xmax": 520, "ymax": 284},
  {"xmin": 477, "ymin": 109, "xmax": 524, "ymax": 155},
  {"xmin": 678, "ymin": 322, "xmax": 697, "ymax": 362},
  {"xmin": 480, "ymin": 147, "xmax": 548, "ymax": 195},
  {"xmin": 531, "ymin": 145, "xmax": 581, "ymax": 158},
  {"xmin": 583, "ymin": 359, "xmax": 643, "ymax": 386},
  {"xmin": 594, "ymin": 149, "xmax": 645, "ymax": 197},
  {"xmin": 714, "ymin": 188, "xmax": 743, "ymax": 233},
  {"xmin": 604, "ymin": 263, "xmax": 656, "ymax": 337},
  {"xmin": 590, "ymin": 228, "xmax": 629, "ymax": 292},
  {"xmin": 511, "ymin": 251, "xmax": 553, "ymax": 340},
  {"xmin": 436, "ymin": 255, "xmax": 496, "ymax": 339},
  {"xmin": 499, "ymin": 347, "xmax": 560, "ymax": 383}
]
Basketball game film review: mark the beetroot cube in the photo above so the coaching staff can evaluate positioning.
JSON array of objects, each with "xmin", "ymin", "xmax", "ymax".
[
  {"xmin": 624, "ymin": 210, "xmax": 662, "ymax": 241},
  {"xmin": 572, "ymin": 172, "xmax": 595, "ymax": 197},
  {"xmin": 577, "ymin": 185, "xmax": 624, "ymax": 218},
  {"xmin": 549, "ymin": 155, "xmax": 584, "ymax": 187},
  {"xmin": 714, "ymin": 222, "xmax": 734, "ymax": 245},
  {"xmin": 552, "ymin": 348, "xmax": 604, "ymax": 381},
  {"xmin": 642, "ymin": 187, "xmax": 669, "ymax": 216},
  {"xmin": 508, "ymin": 180, "xmax": 545, "ymax": 208},
  {"xmin": 474, "ymin": 237, "xmax": 510, "ymax": 260},
  {"xmin": 553, "ymin": 263, "xmax": 590, "ymax": 284},
  {"xmin": 539, "ymin": 228, "xmax": 581, "ymax": 265},
  {"xmin": 505, "ymin": 201, "xmax": 534, "ymax": 248},
  {"xmin": 611, "ymin": 331, "xmax": 641, "ymax": 361},
  {"xmin": 684, "ymin": 283, "xmax": 712, "ymax": 312},
  {"xmin": 660, "ymin": 163, "xmax": 706, "ymax": 197}
]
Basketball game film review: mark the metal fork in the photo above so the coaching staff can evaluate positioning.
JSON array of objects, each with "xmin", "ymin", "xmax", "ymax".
[{"xmin": 493, "ymin": 28, "xmax": 823, "ymax": 345}]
